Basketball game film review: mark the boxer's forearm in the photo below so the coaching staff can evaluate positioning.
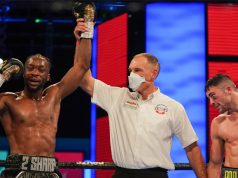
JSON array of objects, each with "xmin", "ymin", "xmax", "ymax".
[
  {"xmin": 79, "ymin": 70, "xmax": 94, "ymax": 97},
  {"xmin": 74, "ymin": 39, "xmax": 91, "ymax": 71},
  {"xmin": 207, "ymin": 162, "xmax": 221, "ymax": 178}
]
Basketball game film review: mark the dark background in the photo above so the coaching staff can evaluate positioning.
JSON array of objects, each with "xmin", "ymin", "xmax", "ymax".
[{"xmin": 0, "ymin": 1, "xmax": 147, "ymax": 138}]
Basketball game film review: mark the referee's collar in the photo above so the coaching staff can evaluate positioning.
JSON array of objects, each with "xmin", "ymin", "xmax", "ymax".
[{"xmin": 129, "ymin": 87, "xmax": 160, "ymax": 101}]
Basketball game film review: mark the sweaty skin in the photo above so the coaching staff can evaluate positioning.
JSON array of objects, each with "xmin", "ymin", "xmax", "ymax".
[
  {"xmin": 0, "ymin": 89, "xmax": 59, "ymax": 156},
  {"xmin": 211, "ymin": 112, "xmax": 238, "ymax": 167},
  {"xmin": 0, "ymin": 20, "xmax": 91, "ymax": 156}
]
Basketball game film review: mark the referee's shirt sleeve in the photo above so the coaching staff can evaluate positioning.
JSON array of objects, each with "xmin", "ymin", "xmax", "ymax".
[
  {"xmin": 172, "ymin": 103, "xmax": 198, "ymax": 148},
  {"xmin": 91, "ymin": 79, "xmax": 114, "ymax": 112}
]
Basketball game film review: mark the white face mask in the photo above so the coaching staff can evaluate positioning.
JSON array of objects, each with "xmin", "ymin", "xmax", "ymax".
[{"xmin": 128, "ymin": 72, "xmax": 145, "ymax": 91}]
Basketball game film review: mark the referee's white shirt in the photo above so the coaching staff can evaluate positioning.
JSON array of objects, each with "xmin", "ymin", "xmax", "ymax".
[{"xmin": 92, "ymin": 79, "xmax": 198, "ymax": 170}]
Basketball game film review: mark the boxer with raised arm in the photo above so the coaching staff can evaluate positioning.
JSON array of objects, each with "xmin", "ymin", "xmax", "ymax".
[{"xmin": 0, "ymin": 19, "xmax": 93, "ymax": 178}]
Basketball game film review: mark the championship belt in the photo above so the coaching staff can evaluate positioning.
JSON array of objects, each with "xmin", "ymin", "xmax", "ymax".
[{"xmin": 72, "ymin": 1, "xmax": 96, "ymax": 39}]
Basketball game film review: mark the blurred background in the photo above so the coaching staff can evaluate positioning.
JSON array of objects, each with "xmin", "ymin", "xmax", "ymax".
[{"xmin": 1, "ymin": 0, "xmax": 238, "ymax": 178}]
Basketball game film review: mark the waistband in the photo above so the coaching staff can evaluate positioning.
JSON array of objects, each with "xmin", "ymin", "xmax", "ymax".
[
  {"xmin": 222, "ymin": 166, "xmax": 238, "ymax": 178},
  {"xmin": 5, "ymin": 154, "xmax": 58, "ymax": 173},
  {"xmin": 115, "ymin": 166, "xmax": 168, "ymax": 173}
]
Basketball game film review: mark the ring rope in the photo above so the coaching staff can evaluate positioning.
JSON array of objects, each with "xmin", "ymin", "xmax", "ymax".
[{"xmin": 0, "ymin": 160, "xmax": 192, "ymax": 170}]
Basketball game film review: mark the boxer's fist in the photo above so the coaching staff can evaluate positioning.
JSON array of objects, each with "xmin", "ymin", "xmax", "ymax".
[
  {"xmin": 73, "ymin": 1, "xmax": 96, "ymax": 39},
  {"xmin": 0, "ymin": 58, "xmax": 24, "ymax": 81}
]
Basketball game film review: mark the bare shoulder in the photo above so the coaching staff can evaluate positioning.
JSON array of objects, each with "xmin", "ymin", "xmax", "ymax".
[
  {"xmin": 210, "ymin": 113, "xmax": 228, "ymax": 137},
  {"xmin": 0, "ymin": 91, "xmax": 19, "ymax": 100},
  {"xmin": 0, "ymin": 92, "xmax": 20, "ymax": 111},
  {"xmin": 212, "ymin": 113, "xmax": 227, "ymax": 125},
  {"xmin": 42, "ymin": 83, "xmax": 61, "ymax": 101},
  {"xmin": 43, "ymin": 83, "xmax": 59, "ymax": 94}
]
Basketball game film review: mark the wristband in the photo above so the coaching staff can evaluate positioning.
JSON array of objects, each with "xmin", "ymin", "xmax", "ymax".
[
  {"xmin": 0, "ymin": 74, "xmax": 5, "ymax": 87},
  {"xmin": 80, "ymin": 22, "xmax": 94, "ymax": 39}
]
